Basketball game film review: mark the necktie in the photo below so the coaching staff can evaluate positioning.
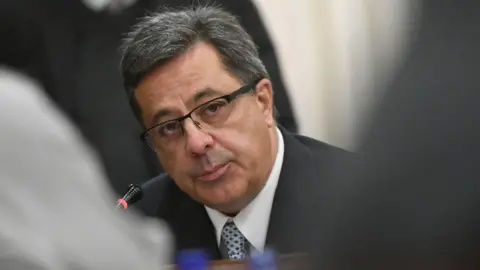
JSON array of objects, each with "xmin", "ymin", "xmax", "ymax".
[{"xmin": 221, "ymin": 220, "xmax": 247, "ymax": 260}]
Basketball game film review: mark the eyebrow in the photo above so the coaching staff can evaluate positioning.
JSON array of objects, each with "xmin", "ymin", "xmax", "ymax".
[
  {"xmin": 148, "ymin": 87, "xmax": 224, "ymax": 128},
  {"xmin": 149, "ymin": 108, "xmax": 173, "ymax": 128},
  {"xmin": 192, "ymin": 87, "xmax": 224, "ymax": 104}
]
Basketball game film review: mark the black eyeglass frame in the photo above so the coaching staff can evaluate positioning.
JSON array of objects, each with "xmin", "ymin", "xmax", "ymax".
[{"xmin": 140, "ymin": 79, "xmax": 261, "ymax": 144}]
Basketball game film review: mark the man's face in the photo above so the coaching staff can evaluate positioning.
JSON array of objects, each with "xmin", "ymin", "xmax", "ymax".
[{"xmin": 135, "ymin": 42, "xmax": 277, "ymax": 213}]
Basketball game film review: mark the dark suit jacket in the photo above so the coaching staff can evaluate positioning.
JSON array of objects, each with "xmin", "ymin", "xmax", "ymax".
[
  {"xmin": 136, "ymin": 127, "xmax": 347, "ymax": 261},
  {"xmin": 0, "ymin": 0, "xmax": 297, "ymax": 196}
]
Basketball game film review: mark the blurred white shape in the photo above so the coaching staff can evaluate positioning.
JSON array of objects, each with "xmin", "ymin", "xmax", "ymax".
[
  {"xmin": 254, "ymin": 0, "xmax": 327, "ymax": 143},
  {"xmin": 254, "ymin": 0, "xmax": 417, "ymax": 149},
  {"xmin": 81, "ymin": 0, "xmax": 137, "ymax": 12},
  {"xmin": 0, "ymin": 67, "xmax": 171, "ymax": 269}
]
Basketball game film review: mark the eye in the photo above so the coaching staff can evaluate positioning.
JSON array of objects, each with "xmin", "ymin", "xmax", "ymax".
[
  {"xmin": 201, "ymin": 100, "xmax": 227, "ymax": 117},
  {"xmin": 157, "ymin": 121, "xmax": 181, "ymax": 137}
]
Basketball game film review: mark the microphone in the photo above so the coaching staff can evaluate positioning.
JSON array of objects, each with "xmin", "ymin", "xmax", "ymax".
[{"xmin": 116, "ymin": 184, "xmax": 143, "ymax": 210}]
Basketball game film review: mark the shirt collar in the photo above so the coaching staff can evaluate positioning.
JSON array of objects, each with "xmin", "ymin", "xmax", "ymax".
[{"xmin": 205, "ymin": 127, "xmax": 285, "ymax": 251}]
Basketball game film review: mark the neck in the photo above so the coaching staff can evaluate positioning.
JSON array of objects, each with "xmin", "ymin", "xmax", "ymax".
[
  {"xmin": 270, "ymin": 126, "xmax": 279, "ymax": 164},
  {"xmin": 260, "ymin": 126, "xmax": 279, "ymax": 185},
  {"xmin": 221, "ymin": 211, "xmax": 239, "ymax": 217}
]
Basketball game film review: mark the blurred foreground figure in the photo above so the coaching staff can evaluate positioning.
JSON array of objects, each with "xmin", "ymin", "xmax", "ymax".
[
  {"xmin": 0, "ymin": 68, "xmax": 171, "ymax": 269},
  {"xmin": 318, "ymin": 0, "xmax": 480, "ymax": 268}
]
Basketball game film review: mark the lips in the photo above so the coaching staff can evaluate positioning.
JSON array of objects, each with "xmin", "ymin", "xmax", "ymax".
[{"xmin": 197, "ymin": 163, "xmax": 230, "ymax": 182}]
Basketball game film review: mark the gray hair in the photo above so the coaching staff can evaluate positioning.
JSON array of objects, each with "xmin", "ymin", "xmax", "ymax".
[{"xmin": 120, "ymin": 5, "xmax": 270, "ymax": 124}]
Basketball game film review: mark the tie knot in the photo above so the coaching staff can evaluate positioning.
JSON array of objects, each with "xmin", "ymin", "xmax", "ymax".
[{"xmin": 223, "ymin": 219, "xmax": 237, "ymax": 229}]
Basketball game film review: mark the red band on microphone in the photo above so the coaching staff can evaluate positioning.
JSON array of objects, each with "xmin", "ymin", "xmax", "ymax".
[{"xmin": 117, "ymin": 198, "xmax": 128, "ymax": 209}]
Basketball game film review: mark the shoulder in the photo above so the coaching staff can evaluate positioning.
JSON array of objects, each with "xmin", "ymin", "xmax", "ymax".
[
  {"xmin": 280, "ymin": 129, "xmax": 353, "ymax": 188},
  {"xmin": 274, "ymin": 130, "xmax": 352, "ymax": 212},
  {"xmin": 295, "ymin": 133, "xmax": 346, "ymax": 152},
  {"xmin": 283, "ymin": 129, "xmax": 350, "ymax": 158}
]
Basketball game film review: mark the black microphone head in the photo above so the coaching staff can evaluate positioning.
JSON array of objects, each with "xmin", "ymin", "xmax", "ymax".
[
  {"xmin": 123, "ymin": 184, "xmax": 143, "ymax": 204},
  {"xmin": 116, "ymin": 184, "xmax": 143, "ymax": 209}
]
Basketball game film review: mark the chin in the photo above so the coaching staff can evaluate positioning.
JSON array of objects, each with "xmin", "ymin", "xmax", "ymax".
[
  {"xmin": 202, "ymin": 192, "xmax": 239, "ymax": 208},
  {"xmin": 194, "ymin": 170, "xmax": 250, "ymax": 208},
  {"xmin": 202, "ymin": 187, "xmax": 250, "ymax": 213},
  {"xmin": 207, "ymin": 199, "xmax": 246, "ymax": 215}
]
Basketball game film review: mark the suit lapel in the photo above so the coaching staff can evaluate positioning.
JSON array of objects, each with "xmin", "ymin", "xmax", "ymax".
[{"xmin": 265, "ymin": 127, "xmax": 314, "ymax": 254}]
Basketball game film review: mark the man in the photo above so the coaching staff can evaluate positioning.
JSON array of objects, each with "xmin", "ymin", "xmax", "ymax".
[
  {"xmin": 120, "ymin": 5, "xmax": 347, "ymax": 261},
  {"xmin": 0, "ymin": 67, "xmax": 171, "ymax": 269}
]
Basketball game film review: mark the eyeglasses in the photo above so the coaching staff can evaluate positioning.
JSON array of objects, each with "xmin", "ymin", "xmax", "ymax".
[{"xmin": 141, "ymin": 80, "xmax": 259, "ymax": 152}]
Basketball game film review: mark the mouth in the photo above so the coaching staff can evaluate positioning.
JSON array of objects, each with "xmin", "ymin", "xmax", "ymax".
[{"xmin": 197, "ymin": 163, "xmax": 230, "ymax": 182}]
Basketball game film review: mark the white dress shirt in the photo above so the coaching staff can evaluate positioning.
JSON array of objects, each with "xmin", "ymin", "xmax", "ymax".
[{"xmin": 205, "ymin": 127, "xmax": 285, "ymax": 252}]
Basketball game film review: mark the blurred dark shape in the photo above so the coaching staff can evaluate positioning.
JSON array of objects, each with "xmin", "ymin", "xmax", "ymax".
[
  {"xmin": 0, "ymin": 0, "xmax": 297, "ymax": 195},
  {"xmin": 316, "ymin": 0, "xmax": 480, "ymax": 268}
]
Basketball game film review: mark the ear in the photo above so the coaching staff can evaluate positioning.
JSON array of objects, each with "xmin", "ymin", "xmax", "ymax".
[{"xmin": 254, "ymin": 78, "xmax": 275, "ymax": 127}]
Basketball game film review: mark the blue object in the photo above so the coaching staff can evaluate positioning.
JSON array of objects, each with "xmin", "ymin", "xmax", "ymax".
[
  {"xmin": 176, "ymin": 249, "xmax": 209, "ymax": 270},
  {"xmin": 249, "ymin": 248, "xmax": 278, "ymax": 270}
]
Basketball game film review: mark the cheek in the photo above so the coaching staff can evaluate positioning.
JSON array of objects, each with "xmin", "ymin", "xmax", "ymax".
[
  {"xmin": 218, "ymin": 110, "xmax": 267, "ymax": 151},
  {"xmin": 214, "ymin": 129, "xmax": 265, "ymax": 173},
  {"xmin": 215, "ymin": 109, "xmax": 271, "ymax": 163},
  {"xmin": 215, "ymin": 129, "xmax": 252, "ymax": 155}
]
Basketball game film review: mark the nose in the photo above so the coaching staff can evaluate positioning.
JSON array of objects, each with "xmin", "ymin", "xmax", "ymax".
[{"xmin": 183, "ymin": 118, "xmax": 214, "ymax": 156}]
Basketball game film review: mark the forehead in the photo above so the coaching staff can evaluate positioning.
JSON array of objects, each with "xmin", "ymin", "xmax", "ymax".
[{"xmin": 134, "ymin": 42, "xmax": 241, "ymax": 125}]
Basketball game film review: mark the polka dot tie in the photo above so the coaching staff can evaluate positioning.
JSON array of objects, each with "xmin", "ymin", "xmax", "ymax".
[{"xmin": 221, "ymin": 220, "xmax": 247, "ymax": 260}]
